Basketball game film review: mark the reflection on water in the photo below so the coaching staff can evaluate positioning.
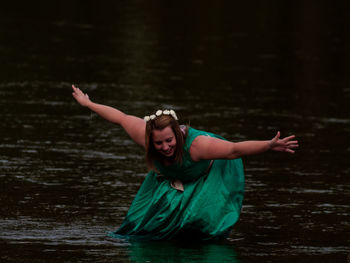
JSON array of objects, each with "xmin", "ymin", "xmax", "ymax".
[
  {"xmin": 127, "ymin": 241, "xmax": 240, "ymax": 263},
  {"xmin": 1, "ymin": 1, "xmax": 350, "ymax": 262}
]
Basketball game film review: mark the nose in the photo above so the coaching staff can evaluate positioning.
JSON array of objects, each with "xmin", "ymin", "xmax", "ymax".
[{"xmin": 162, "ymin": 143, "xmax": 169, "ymax": 151}]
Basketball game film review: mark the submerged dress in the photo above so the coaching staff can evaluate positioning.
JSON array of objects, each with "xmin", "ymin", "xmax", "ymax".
[{"xmin": 108, "ymin": 127, "xmax": 245, "ymax": 240}]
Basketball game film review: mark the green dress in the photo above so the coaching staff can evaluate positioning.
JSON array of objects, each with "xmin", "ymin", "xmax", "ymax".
[{"xmin": 108, "ymin": 127, "xmax": 245, "ymax": 240}]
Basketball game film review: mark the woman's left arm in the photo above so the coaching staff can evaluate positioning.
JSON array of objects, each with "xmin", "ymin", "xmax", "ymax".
[{"xmin": 190, "ymin": 131, "xmax": 298, "ymax": 161}]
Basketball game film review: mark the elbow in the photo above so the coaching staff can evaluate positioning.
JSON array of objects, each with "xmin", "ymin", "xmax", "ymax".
[
  {"xmin": 117, "ymin": 113, "xmax": 128, "ymax": 125},
  {"xmin": 228, "ymin": 146, "xmax": 241, "ymax": 159},
  {"xmin": 229, "ymin": 152, "xmax": 241, "ymax": 159}
]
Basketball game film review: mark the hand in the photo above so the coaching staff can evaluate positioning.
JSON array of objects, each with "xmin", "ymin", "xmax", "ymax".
[
  {"xmin": 269, "ymin": 131, "xmax": 299, "ymax": 153},
  {"xmin": 72, "ymin": 84, "xmax": 91, "ymax": 107}
]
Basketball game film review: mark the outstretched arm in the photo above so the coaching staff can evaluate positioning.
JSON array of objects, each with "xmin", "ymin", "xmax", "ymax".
[
  {"xmin": 72, "ymin": 85, "xmax": 146, "ymax": 147},
  {"xmin": 190, "ymin": 131, "xmax": 298, "ymax": 161}
]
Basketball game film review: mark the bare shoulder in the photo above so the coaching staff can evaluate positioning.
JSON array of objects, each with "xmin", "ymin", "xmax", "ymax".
[{"xmin": 189, "ymin": 135, "xmax": 209, "ymax": 161}]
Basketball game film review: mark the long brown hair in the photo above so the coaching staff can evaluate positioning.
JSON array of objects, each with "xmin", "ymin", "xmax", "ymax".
[{"xmin": 145, "ymin": 114, "xmax": 186, "ymax": 170}]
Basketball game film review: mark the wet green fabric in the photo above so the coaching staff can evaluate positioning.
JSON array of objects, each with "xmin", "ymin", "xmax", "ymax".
[{"xmin": 109, "ymin": 127, "xmax": 244, "ymax": 240}]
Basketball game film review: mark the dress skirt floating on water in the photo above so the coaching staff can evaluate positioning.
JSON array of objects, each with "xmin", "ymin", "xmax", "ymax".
[{"xmin": 108, "ymin": 127, "xmax": 245, "ymax": 240}]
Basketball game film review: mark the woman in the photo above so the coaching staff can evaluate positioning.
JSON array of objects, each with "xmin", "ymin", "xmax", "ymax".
[{"xmin": 72, "ymin": 85, "xmax": 298, "ymax": 240}]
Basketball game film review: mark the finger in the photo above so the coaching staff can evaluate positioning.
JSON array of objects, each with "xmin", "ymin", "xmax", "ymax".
[
  {"xmin": 285, "ymin": 148, "xmax": 295, "ymax": 153},
  {"xmin": 287, "ymin": 140, "xmax": 298, "ymax": 145},
  {"xmin": 72, "ymin": 85, "xmax": 80, "ymax": 94},
  {"xmin": 286, "ymin": 144, "xmax": 299, "ymax": 151},
  {"xmin": 76, "ymin": 88, "xmax": 84, "ymax": 96},
  {"xmin": 276, "ymin": 131, "xmax": 281, "ymax": 138},
  {"xmin": 283, "ymin": 135, "xmax": 295, "ymax": 142},
  {"xmin": 272, "ymin": 131, "xmax": 280, "ymax": 142}
]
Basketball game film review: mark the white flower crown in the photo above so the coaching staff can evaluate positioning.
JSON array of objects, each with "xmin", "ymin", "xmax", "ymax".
[{"xmin": 144, "ymin": 109, "xmax": 178, "ymax": 122}]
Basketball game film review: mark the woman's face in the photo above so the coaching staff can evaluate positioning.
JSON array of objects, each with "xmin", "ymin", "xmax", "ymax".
[{"xmin": 152, "ymin": 126, "xmax": 177, "ymax": 157}]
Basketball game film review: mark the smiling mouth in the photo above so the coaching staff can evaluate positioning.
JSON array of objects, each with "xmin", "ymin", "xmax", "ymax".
[{"xmin": 163, "ymin": 148, "xmax": 174, "ymax": 155}]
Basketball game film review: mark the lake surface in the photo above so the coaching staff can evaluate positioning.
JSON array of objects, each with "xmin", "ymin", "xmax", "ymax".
[{"xmin": 1, "ymin": 1, "xmax": 349, "ymax": 262}]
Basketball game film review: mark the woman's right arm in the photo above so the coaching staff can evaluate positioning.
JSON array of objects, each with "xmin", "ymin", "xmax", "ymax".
[{"xmin": 72, "ymin": 85, "xmax": 146, "ymax": 147}]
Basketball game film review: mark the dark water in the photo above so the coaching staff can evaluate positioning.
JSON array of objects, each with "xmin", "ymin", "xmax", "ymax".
[{"xmin": 1, "ymin": 1, "xmax": 349, "ymax": 262}]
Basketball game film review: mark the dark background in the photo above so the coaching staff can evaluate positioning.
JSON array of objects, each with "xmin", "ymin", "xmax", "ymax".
[{"xmin": 1, "ymin": 1, "xmax": 349, "ymax": 262}]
